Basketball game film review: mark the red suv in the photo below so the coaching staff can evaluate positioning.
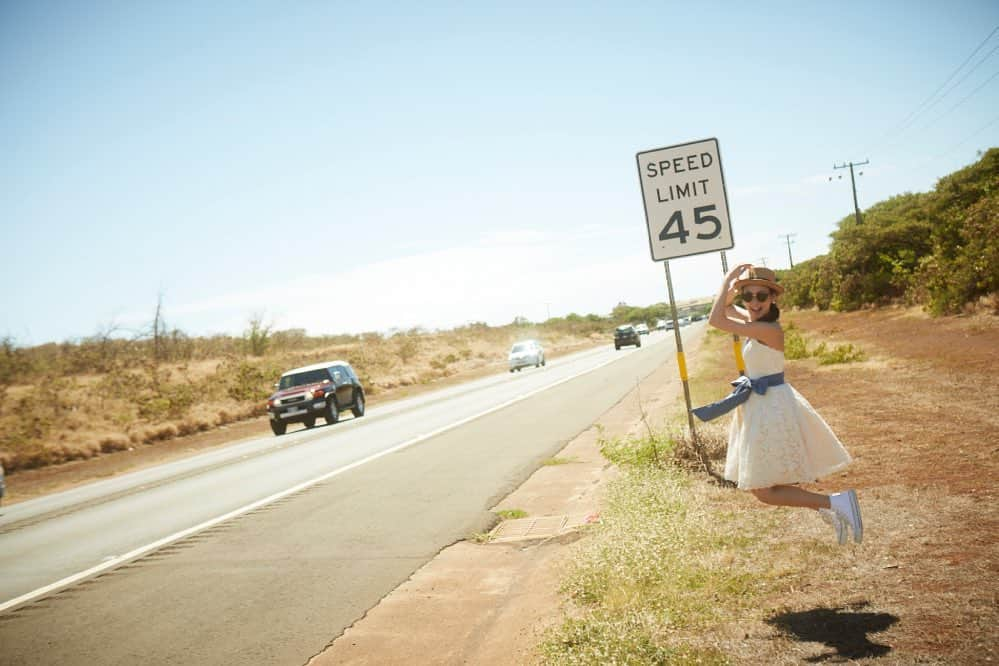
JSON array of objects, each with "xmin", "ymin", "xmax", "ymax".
[{"xmin": 266, "ymin": 361, "xmax": 366, "ymax": 435}]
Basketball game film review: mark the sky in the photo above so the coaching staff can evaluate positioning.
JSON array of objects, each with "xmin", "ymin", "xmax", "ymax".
[{"xmin": 3, "ymin": 2, "xmax": 998, "ymax": 345}]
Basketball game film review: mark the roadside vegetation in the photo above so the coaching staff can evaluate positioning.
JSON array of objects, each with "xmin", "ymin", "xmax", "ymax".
[
  {"xmin": 0, "ymin": 300, "xmax": 708, "ymax": 474},
  {"xmin": 778, "ymin": 148, "xmax": 998, "ymax": 316},
  {"xmin": 540, "ymin": 422, "xmax": 836, "ymax": 663},
  {"xmin": 783, "ymin": 322, "xmax": 867, "ymax": 365},
  {"xmin": 541, "ymin": 327, "xmax": 870, "ymax": 663}
]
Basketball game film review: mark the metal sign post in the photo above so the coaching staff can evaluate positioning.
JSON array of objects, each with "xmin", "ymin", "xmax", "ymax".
[
  {"xmin": 636, "ymin": 138, "xmax": 735, "ymax": 443},
  {"xmin": 664, "ymin": 260, "xmax": 697, "ymax": 435}
]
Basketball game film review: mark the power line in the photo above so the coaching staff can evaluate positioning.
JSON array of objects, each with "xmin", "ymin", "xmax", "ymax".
[
  {"xmin": 931, "ymin": 111, "xmax": 999, "ymax": 160},
  {"xmin": 918, "ymin": 67, "xmax": 999, "ymax": 133},
  {"xmin": 862, "ymin": 25, "xmax": 999, "ymax": 156},
  {"xmin": 904, "ymin": 40, "xmax": 999, "ymax": 131}
]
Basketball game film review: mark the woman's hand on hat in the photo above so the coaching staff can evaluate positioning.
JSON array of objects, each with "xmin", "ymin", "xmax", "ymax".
[
  {"xmin": 727, "ymin": 262, "xmax": 751, "ymax": 277},
  {"xmin": 726, "ymin": 263, "xmax": 752, "ymax": 288}
]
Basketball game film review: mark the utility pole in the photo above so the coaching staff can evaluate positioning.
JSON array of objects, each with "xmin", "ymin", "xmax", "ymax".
[
  {"xmin": 832, "ymin": 159, "xmax": 869, "ymax": 225},
  {"xmin": 779, "ymin": 233, "xmax": 796, "ymax": 268}
]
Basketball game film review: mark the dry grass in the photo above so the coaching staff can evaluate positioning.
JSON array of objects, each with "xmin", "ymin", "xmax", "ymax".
[
  {"xmin": 0, "ymin": 322, "xmax": 608, "ymax": 473},
  {"xmin": 540, "ymin": 461, "xmax": 843, "ymax": 664}
]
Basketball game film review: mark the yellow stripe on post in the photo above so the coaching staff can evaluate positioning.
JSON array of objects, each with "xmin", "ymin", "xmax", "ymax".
[
  {"xmin": 676, "ymin": 351, "xmax": 688, "ymax": 381},
  {"xmin": 732, "ymin": 338, "xmax": 745, "ymax": 374}
]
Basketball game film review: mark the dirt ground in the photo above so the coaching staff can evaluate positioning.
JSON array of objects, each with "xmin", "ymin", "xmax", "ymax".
[
  {"xmin": 7, "ymin": 308, "xmax": 998, "ymax": 664},
  {"xmin": 758, "ymin": 307, "xmax": 999, "ymax": 664}
]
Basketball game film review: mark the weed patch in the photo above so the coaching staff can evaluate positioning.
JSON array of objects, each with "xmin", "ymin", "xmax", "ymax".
[
  {"xmin": 495, "ymin": 508, "xmax": 528, "ymax": 520},
  {"xmin": 540, "ymin": 465, "xmax": 793, "ymax": 663},
  {"xmin": 599, "ymin": 425, "xmax": 727, "ymax": 476},
  {"xmin": 814, "ymin": 342, "xmax": 867, "ymax": 365},
  {"xmin": 784, "ymin": 320, "xmax": 866, "ymax": 365}
]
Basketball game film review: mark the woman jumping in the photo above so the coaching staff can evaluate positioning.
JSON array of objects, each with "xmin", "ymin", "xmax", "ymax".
[{"xmin": 693, "ymin": 263, "xmax": 862, "ymax": 544}]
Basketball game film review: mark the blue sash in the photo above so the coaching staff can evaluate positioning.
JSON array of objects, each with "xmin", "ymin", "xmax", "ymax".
[{"xmin": 691, "ymin": 372, "xmax": 785, "ymax": 422}]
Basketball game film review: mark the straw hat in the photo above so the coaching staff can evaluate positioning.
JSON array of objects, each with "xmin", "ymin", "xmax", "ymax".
[{"xmin": 733, "ymin": 266, "xmax": 784, "ymax": 295}]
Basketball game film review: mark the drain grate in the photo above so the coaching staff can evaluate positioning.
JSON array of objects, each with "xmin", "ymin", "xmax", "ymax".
[{"xmin": 488, "ymin": 512, "xmax": 599, "ymax": 542}]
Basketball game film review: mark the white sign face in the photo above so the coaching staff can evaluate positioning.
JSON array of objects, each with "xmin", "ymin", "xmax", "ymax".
[{"xmin": 636, "ymin": 137, "xmax": 734, "ymax": 261}]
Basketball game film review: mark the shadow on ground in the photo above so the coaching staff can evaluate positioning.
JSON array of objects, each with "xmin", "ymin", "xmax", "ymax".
[{"xmin": 766, "ymin": 602, "xmax": 899, "ymax": 662}]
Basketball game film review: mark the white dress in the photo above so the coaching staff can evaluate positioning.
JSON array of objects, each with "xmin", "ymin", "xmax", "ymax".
[{"xmin": 725, "ymin": 338, "xmax": 852, "ymax": 489}]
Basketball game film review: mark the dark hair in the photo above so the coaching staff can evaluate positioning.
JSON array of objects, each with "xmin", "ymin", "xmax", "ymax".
[{"xmin": 759, "ymin": 301, "xmax": 780, "ymax": 322}]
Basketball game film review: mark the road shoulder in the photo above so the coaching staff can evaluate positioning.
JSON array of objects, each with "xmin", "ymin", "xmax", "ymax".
[{"xmin": 307, "ymin": 332, "xmax": 695, "ymax": 665}]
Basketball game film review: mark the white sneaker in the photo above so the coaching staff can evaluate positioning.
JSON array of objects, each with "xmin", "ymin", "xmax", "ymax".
[
  {"xmin": 830, "ymin": 489, "xmax": 863, "ymax": 543},
  {"xmin": 818, "ymin": 508, "xmax": 848, "ymax": 545}
]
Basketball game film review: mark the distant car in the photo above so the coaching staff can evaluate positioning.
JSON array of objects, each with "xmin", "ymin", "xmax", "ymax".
[
  {"xmin": 634, "ymin": 323, "xmax": 650, "ymax": 336},
  {"xmin": 266, "ymin": 361, "xmax": 365, "ymax": 436},
  {"xmin": 508, "ymin": 340, "xmax": 545, "ymax": 372},
  {"xmin": 678, "ymin": 316, "xmax": 691, "ymax": 327},
  {"xmin": 655, "ymin": 319, "xmax": 667, "ymax": 331},
  {"xmin": 691, "ymin": 313, "xmax": 705, "ymax": 321},
  {"xmin": 664, "ymin": 319, "xmax": 675, "ymax": 330},
  {"xmin": 614, "ymin": 325, "xmax": 641, "ymax": 350}
]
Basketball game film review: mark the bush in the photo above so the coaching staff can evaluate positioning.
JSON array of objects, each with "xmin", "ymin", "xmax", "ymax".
[
  {"xmin": 784, "ymin": 326, "xmax": 809, "ymax": 360},
  {"xmin": 216, "ymin": 358, "xmax": 283, "ymax": 403},
  {"xmin": 779, "ymin": 148, "xmax": 998, "ymax": 314},
  {"xmin": 780, "ymin": 324, "xmax": 865, "ymax": 366},
  {"xmin": 815, "ymin": 343, "xmax": 866, "ymax": 365},
  {"xmin": 243, "ymin": 315, "xmax": 273, "ymax": 357},
  {"xmin": 136, "ymin": 382, "xmax": 197, "ymax": 422}
]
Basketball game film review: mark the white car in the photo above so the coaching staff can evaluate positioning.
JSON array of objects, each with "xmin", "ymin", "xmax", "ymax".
[
  {"xmin": 655, "ymin": 319, "xmax": 667, "ymax": 330},
  {"xmin": 508, "ymin": 340, "xmax": 545, "ymax": 372},
  {"xmin": 634, "ymin": 323, "xmax": 650, "ymax": 335}
]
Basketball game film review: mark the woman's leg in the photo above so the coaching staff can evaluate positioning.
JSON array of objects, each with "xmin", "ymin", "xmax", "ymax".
[
  {"xmin": 750, "ymin": 485, "xmax": 832, "ymax": 510},
  {"xmin": 751, "ymin": 485, "xmax": 862, "ymax": 544}
]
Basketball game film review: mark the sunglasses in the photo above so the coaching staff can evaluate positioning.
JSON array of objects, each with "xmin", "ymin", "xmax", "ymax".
[{"xmin": 741, "ymin": 290, "xmax": 771, "ymax": 303}]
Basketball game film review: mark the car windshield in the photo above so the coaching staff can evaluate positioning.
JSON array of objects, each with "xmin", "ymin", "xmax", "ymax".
[
  {"xmin": 511, "ymin": 343, "xmax": 530, "ymax": 353},
  {"xmin": 616, "ymin": 326, "xmax": 632, "ymax": 333},
  {"xmin": 279, "ymin": 369, "xmax": 329, "ymax": 389}
]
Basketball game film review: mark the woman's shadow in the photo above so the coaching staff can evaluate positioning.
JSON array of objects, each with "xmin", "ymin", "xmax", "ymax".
[{"xmin": 766, "ymin": 603, "xmax": 899, "ymax": 662}]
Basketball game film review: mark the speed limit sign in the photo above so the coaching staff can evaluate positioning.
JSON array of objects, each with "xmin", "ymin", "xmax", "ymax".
[{"xmin": 636, "ymin": 138, "xmax": 734, "ymax": 261}]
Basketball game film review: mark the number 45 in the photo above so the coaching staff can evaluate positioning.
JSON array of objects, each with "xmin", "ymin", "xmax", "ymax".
[{"xmin": 658, "ymin": 205, "xmax": 722, "ymax": 243}]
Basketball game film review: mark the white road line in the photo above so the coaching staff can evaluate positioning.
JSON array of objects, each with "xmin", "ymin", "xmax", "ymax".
[{"xmin": 0, "ymin": 349, "xmax": 634, "ymax": 613}]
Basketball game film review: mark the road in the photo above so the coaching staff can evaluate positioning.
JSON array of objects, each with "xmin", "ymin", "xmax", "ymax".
[{"xmin": 0, "ymin": 327, "xmax": 696, "ymax": 665}]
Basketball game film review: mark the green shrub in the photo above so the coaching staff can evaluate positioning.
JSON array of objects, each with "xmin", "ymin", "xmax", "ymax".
[
  {"xmin": 217, "ymin": 358, "xmax": 281, "ymax": 402},
  {"xmin": 784, "ymin": 328, "xmax": 809, "ymax": 360},
  {"xmin": 243, "ymin": 315, "xmax": 272, "ymax": 357},
  {"xmin": 816, "ymin": 343, "xmax": 866, "ymax": 365},
  {"xmin": 782, "ymin": 325, "xmax": 864, "ymax": 366}
]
